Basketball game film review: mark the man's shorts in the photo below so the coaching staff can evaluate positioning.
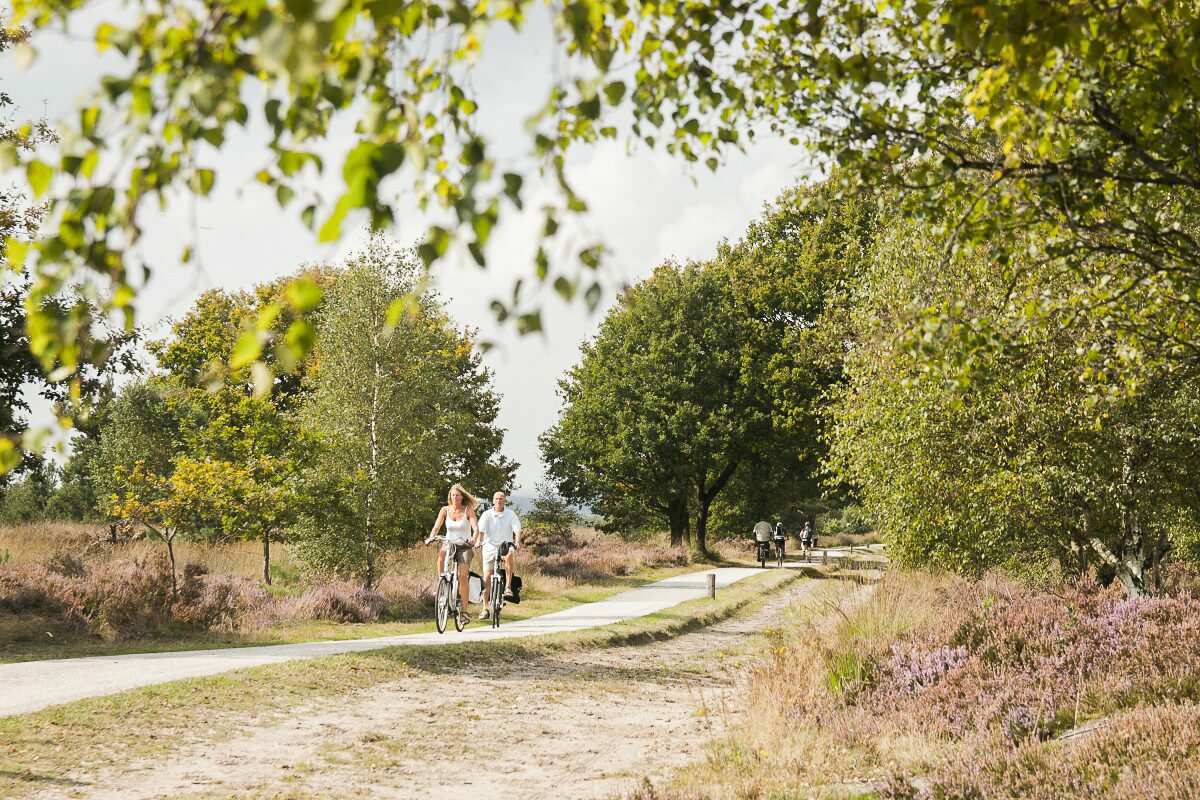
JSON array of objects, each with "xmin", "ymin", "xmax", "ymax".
[
  {"xmin": 481, "ymin": 541, "xmax": 513, "ymax": 572},
  {"xmin": 442, "ymin": 542, "xmax": 473, "ymax": 566}
]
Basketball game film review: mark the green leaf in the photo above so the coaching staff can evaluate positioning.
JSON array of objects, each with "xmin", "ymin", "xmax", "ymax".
[
  {"xmin": 286, "ymin": 278, "xmax": 323, "ymax": 311},
  {"xmin": 604, "ymin": 81, "xmax": 626, "ymax": 105},
  {"xmin": 283, "ymin": 319, "xmax": 316, "ymax": 356},
  {"xmin": 516, "ymin": 311, "xmax": 543, "ymax": 334},
  {"xmin": 230, "ymin": 331, "xmax": 263, "ymax": 369},
  {"xmin": 27, "ymin": 161, "xmax": 52, "ymax": 198}
]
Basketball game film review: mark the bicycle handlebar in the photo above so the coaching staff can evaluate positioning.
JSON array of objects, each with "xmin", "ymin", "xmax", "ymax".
[{"xmin": 426, "ymin": 535, "xmax": 479, "ymax": 547}]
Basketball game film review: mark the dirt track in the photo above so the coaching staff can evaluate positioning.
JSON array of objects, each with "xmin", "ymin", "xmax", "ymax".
[{"xmin": 35, "ymin": 577, "xmax": 840, "ymax": 800}]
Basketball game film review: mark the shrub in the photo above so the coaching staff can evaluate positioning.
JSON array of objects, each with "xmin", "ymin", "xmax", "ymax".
[
  {"xmin": 96, "ymin": 558, "xmax": 176, "ymax": 639},
  {"xmin": 275, "ymin": 582, "xmax": 391, "ymax": 624},
  {"xmin": 880, "ymin": 702, "xmax": 1200, "ymax": 799},
  {"xmin": 522, "ymin": 483, "xmax": 584, "ymax": 543},
  {"xmin": 46, "ymin": 550, "xmax": 88, "ymax": 578}
]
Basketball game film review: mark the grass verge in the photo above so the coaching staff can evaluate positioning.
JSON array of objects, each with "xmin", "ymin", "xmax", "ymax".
[{"xmin": 0, "ymin": 566, "xmax": 801, "ymax": 798}]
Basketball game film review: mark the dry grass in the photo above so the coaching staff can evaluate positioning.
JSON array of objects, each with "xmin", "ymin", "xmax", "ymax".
[
  {"xmin": 0, "ymin": 520, "xmax": 302, "ymax": 577},
  {"xmin": 641, "ymin": 567, "xmax": 1200, "ymax": 799},
  {"xmin": 822, "ymin": 531, "xmax": 880, "ymax": 549}
]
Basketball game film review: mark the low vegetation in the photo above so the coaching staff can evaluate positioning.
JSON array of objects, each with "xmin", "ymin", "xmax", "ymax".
[
  {"xmin": 649, "ymin": 567, "xmax": 1200, "ymax": 799},
  {"xmin": 0, "ymin": 521, "xmax": 690, "ymax": 660},
  {"xmin": 0, "ymin": 568, "xmax": 798, "ymax": 800}
]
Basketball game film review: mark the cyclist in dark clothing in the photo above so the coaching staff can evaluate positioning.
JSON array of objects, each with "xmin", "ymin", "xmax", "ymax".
[{"xmin": 773, "ymin": 521, "xmax": 786, "ymax": 563}]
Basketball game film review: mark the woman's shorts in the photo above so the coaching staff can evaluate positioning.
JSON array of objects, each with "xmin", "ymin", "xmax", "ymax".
[{"xmin": 442, "ymin": 542, "xmax": 473, "ymax": 565}]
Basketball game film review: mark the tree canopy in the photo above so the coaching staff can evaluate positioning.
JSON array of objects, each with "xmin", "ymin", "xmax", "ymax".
[{"xmin": 10, "ymin": 0, "xmax": 1198, "ymax": 420}]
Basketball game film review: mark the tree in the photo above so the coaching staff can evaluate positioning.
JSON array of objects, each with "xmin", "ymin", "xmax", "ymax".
[
  {"xmin": 542, "ymin": 261, "xmax": 768, "ymax": 554},
  {"xmin": 295, "ymin": 239, "xmax": 515, "ymax": 586},
  {"xmin": 106, "ymin": 457, "xmax": 247, "ymax": 596},
  {"xmin": 523, "ymin": 482, "xmax": 584, "ymax": 542},
  {"xmin": 827, "ymin": 210, "xmax": 1200, "ymax": 596},
  {"xmin": 0, "ymin": 453, "xmax": 56, "ymax": 523},
  {"xmin": 706, "ymin": 179, "xmax": 877, "ymax": 538}
]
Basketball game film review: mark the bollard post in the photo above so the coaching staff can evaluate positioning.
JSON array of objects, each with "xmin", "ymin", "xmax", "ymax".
[
  {"xmin": 707, "ymin": 573, "xmax": 716, "ymax": 599},
  {"xmin": 822, "ymin": 550, "xmax": 828, "ymax": 566}
]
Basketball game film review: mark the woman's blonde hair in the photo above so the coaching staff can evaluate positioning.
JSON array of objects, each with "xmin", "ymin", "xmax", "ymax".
[{"xmin": 446, "ymin": 483, "xmax": 478, "ymax": 510}]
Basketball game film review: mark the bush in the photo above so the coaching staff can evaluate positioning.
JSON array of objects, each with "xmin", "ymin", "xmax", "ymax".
[
  {"xmin": 523, "ymin": 483, "xmax": 584, "ymax": 546},
  {"xmin": 881, "ymin": 702, "xmax": 1200, "ymax": 799},
  {"xmin": 96, "ymin": 559, "xmax": 176, "ymax": 639},
  {"xmin": 815, "ymin": 503, "xmax": 873, "ymax": 537},
  {"xmin": 46, "ymin": 550, "xmax": 88, "ymax": 578}
]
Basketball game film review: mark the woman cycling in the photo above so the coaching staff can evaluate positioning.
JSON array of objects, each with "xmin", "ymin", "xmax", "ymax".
[{"xmin": 425, "ymin": 483, "xmax": 482, "ymax": 628}]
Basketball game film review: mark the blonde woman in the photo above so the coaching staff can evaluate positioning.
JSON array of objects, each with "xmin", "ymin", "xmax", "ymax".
[{"xmin": 425, "ymin": 483, "xmax": 482, "ymax": 627}]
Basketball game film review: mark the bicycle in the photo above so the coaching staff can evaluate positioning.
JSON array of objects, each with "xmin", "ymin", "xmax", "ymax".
[
  {"xmin": 774, "ymin": 537, "xmax": 785, "ymax": 567},
  {"xmin": 484, "ymin": 542, "xmax": 513, "ymax": 629},
  {"xmin": 429, "ymin": 535, "xmax": 469, "ymax": 633},
  {"xmin": 801, "ymin": 535, "xmax": 816, "ymax": 562}
]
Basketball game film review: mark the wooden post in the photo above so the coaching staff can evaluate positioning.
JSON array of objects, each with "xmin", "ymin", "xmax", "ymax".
[
  {"xmin": 822, "ymin": 550, "xmax": 828, "ymax": 566},
  {"xmin": 706, "ymin": 573, "xmax": 716, "ymax": 599}
]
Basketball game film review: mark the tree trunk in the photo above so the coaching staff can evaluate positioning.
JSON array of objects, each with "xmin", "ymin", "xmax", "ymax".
[
  {"xmin": 166, "ymin": 533, "xmax": 178, "ymax": 599},
  {"xmin": 667, "ymin": 497, "xmax": 688, "ymax": 547},
  {"xmin": 1116, "ymin": 508, "xmax": 1147, "ymax": 597},
  {"xmin": 693, "ymin": 461, "xmax": 738, "ymax": 559},
  {"xmin": 1073, "ymin": 510, "xmax": 1092, "ymax": 576},
  {"xmin": 694, "ymin": 496, "xmax": 710, "ymax": 557},
  {"xmin": 262, "ymin": 530, "xmax": 271, "ymax": 585},
  {"xmin": 364, "ymin": 332, "xmax": 382, "ymax": 590},
  {"xmin": 1113, "ymin": 438, "xmax": 1147, "ymax": 597}
]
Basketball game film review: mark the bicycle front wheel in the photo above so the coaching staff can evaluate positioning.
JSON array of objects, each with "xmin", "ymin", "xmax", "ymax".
[
  {"xmin": 435, "ymin": 576, "xmax": 451, "ymax": 634},
  {"xmin": 452, "ymin": 576, "xmax": 466, "ymax": 632},
  {"xmin": 491, "ymin": 577, "xmax": 503, "ymax": 628}
]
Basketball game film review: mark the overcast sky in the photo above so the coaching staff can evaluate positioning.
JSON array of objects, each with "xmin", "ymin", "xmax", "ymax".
[{"xmin": 6, "ymin": 7, "xmax": 816, "ymax": 494}]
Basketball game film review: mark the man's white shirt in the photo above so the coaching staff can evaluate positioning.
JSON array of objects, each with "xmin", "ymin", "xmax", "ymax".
[{"xmin": 479, "ymin": 507, "xmax": 522, "ymax": 545}]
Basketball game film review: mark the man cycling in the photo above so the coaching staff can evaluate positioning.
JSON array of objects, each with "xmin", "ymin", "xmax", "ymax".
[{"xmin": 477, "ymin": 491, "xmax": 522, "ymax": 619}]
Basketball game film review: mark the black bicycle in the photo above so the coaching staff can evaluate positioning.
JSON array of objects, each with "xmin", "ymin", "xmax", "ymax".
[
  {"xmin": 485, "ymin": 542, "xmax": 517, "ymax": 628},
  {"xmin": 774, "ymin": 537, "xmax": 785, "ymax": 567}
]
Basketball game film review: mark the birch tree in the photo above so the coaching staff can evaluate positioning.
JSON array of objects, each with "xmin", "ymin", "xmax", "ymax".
[{"xmin": 295, "ymin": 239, "xmax": 514, "ymax": 586}]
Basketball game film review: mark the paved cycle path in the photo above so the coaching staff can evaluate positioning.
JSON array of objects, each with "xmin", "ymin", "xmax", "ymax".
[{"xmin": 0, "ymin": 567, "xmax": 760, "ymax": 718}]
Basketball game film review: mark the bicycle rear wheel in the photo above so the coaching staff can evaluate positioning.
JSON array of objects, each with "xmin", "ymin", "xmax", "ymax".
[{"xmin": 435, "ymin": 576, "xmax": 450, "ymax": 634}]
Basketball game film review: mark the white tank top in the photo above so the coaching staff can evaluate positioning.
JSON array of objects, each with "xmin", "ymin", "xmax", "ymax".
[{"xmin": 445, "ymin": 508, "xmax": 472, "ymax": 544}]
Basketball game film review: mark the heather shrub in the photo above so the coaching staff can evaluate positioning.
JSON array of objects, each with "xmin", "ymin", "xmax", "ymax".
[
  {"xmin": 374, "ymin": 573, "xmax": 435, "ymax": 618},
  {"xmin": 727, "ymin": 567, "xmax": 1200, "ymax": 796},
  {"xmin": 46, "ymin": 550, "xmax": 88, "ymax": 578},
  {"xmin": 286, "ymin": 582, "xmax": 390, "ymax": 623},
  {"xmin": 880, "ymin": 702, "xmax": 1200, "ymax": 799},
  {"xmin": 96, "ymin": 558, "xmax": 176, "ymax": 639},
  {"xmin": 0, "ymin": 567, "xmax": 59, "ymax": 614}
]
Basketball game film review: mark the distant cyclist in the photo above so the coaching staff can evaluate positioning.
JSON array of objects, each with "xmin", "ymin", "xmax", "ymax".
[
  {"xmin": 425, "ymin": 483, "xmax": 481, "ymax": 628},
  {"xmin": 478, "ymin": 491, "xmax": 522, "ymax": 619},
  {"xmin": 773, "ymin": 521, "xmax": 787, "ymax": 562},
  {"xmin": 800, "ymin": 521, "xmax": 815, "ymax": 559}
]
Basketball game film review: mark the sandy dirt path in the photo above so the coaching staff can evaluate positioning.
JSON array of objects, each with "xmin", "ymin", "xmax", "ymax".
[{"xmin": 36, "ymin": 578, "xmax": 833, "ymax": 800}]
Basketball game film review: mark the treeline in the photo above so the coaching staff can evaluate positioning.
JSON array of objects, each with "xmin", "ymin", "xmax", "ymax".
[
  {"xmin": 542, "ymin": 177, "xmax": 1200, "ymax": 595},
  {"xmin": 0, "ymin": 238, "xmax": 515, "ymax": 588}
]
